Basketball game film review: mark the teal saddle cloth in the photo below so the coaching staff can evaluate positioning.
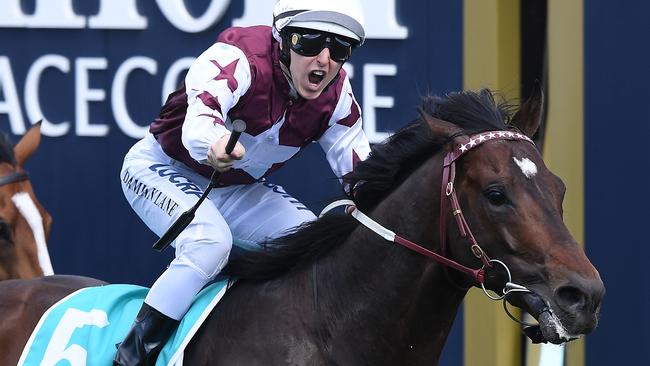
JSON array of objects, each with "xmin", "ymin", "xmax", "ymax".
[{"xmin": 17, "ymin": 280, "xmax": 229, "ymax": 366}]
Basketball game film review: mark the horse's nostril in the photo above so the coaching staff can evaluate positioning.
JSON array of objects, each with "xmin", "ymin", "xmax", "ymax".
[{"xmin": 556, "ymin": 285, "xmax": 588, "ymax": 312}]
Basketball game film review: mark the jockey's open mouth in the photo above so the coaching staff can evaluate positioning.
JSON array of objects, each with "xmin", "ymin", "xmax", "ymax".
[{"xmin": 309, "ymin": 70, "xmax": 326, "ymax": 85}]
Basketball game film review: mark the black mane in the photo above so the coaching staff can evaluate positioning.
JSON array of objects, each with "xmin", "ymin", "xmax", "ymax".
[
  {"xmin": 0, "ymin": 133, "xmax": 16, "ymax": 165},
  {"xmin": 224, "ymin": 89, "xmax": 514, "ymax": 280}
]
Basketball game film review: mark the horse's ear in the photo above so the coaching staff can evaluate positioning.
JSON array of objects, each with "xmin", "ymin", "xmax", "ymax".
[
  {"xmin": 417, "ymin": 108, "xmax": 464, "ymax": 141},
  {"xmin": 511, "ymin": 84, "xmax": 544, "ymax": 138},
  {"xmin": 14, "ymin": 121, "xmax": 42, "ymax": 166}
]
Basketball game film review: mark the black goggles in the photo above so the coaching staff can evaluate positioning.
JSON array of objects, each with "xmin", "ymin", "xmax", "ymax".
[{"xmin": 284, "ymin": 28, "xmax": 357, "ymax": 63}]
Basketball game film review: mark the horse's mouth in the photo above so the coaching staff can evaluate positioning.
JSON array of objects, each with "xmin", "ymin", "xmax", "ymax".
[
  {"xmin": 511, "ymin": 292, "xmax": 581, "ymax": 344},
  {"xmin": 523, "ymin": 312, "xmax": 580, "ymax": 344}
]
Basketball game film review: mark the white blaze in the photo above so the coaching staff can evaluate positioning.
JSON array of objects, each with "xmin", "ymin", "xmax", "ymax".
[
  {"xmin": 513, "ymin": 157, "xmax": 537, "ymax": 179},
  {"xmin": 11, "ymin": 192, "xmax": 54, "ymax": 275}
]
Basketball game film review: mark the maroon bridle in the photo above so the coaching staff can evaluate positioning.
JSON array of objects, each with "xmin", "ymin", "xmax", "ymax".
[
  {"xmin": 436, "ymin": 130, "xmax": 535, "ymax": 282},
  {"xmin": 325, "ymin": 130, "xmax": 535, "ymax": 284}
]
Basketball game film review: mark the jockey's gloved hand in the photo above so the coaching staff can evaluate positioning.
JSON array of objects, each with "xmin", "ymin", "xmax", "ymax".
[{"xmin": 207, "ymin": 134, "xmax": 245, "ymax": 172}]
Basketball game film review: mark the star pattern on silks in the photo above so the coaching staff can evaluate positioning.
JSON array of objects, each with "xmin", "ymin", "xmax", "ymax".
[
  {"xmin": 457, "ymin": 131, "xmax": 533, "ymax": 153},
  {"xmin": 211, "ymin": 59, "xmax": 239, "ymax": 93},
  {"xmin": 197, "ymin": 91, "xmax": 222, "ymax": 113},
  {"xmin": 198, "ymin": 113, "xmax": 225, "ymax": 126},
  {"xmin": 196, "ymin": 91, "xmax": 224, "ymax": 126}
]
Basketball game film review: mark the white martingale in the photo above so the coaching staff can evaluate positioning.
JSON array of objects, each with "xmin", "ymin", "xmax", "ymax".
[{"xmin": 513, "ymin": 157, "xmax": 538, "ymax": 179}]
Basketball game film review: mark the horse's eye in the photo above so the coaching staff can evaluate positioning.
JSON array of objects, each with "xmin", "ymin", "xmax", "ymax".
[{"xmin": 485, "ymin": 188, "xmax": 508, "ymax": 206}]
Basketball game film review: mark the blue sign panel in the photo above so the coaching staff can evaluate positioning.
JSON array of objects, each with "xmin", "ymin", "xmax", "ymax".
[
  {"xmin": 585, "ymin": 1, "xmax": 650, "ymax": 365},
  {"xmin": 1, "ymin": 1, "xmax": 462, "ymax": 364}
]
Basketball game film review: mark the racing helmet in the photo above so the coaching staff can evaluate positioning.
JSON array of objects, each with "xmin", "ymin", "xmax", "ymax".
[{"xmin": 272, "ymin": 0, "xmax": 366, "ymax": 45}]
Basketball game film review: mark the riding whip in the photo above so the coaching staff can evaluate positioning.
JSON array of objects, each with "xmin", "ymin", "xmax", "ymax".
[{"xmin": 152, "ymin": 119, "xmax": 247, "ymax": 252}]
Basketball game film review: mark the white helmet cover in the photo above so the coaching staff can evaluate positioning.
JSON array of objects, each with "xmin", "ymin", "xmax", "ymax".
[{"xmin": 272, "ymin": 0, "xmax": 366, "ymax": 45}]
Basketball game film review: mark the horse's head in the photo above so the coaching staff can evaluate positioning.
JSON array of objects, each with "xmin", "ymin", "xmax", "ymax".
[
  {"xmin": 0, "ymin": 123, "xmax": 53, "ymax": 280},
  {"xmin": 420, "ymin": 88, "xmax": 604, "ymax": 344}
]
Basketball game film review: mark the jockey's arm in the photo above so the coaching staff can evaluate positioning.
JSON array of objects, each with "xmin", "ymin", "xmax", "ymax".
[
  {"xmin": 318, "ymin": 78, "xmax": 371, "ymax": 183},
  {"xmin": 181, "ymin": 42, "xmax": 252, "ymax": 171}
]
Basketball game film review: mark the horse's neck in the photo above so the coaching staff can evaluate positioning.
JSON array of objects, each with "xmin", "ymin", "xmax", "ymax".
[
  {"xmin": 195, "ymin": 156, "xmax": 469, "ymax": 364},
  {"xmin": 314, "ymin": 157, "xmax": 468, "ymax": 364}
]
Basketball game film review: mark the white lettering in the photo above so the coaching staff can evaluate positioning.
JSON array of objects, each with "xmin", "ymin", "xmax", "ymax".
[
  {"xmin": 156, "ymin": 0, "xmax": 231, "ymax": 33},
  {"xmin": 0, "ymin": 0, "xmax": 409, "ymax": 40},
  {"xmin": 112, "ymin": 57, "xmax": 157, "ymax": 139},
  {"xmin": 233, "ymin": 0, "xmax": 277, "ymax": 27},
  {"xmin": 162, "ymin": 57, "xmax": 195, "ymax": 103},
  {"xmin": 89, "ymin": 0, "xmax": 147, "ymax": 29},
  {"xmin": 364, "ymin": 0, "xmax": 408, "ymax": 39},
  {"xmin": 28, "ymin": 0, "xmax": 85, "ymax": 28},
  {"xmin": 0, "ymin": 57, "xmax": 26, "ymax": 134},
  {"xmin": 2, "ymin": 56, "xmax": 205, "ymax": 138},
  {"xmin": 234, "ymin": 0, "xmax": 408, "ymax": 39},
  {"xmin": 75, "ymin": 58, "xmax": 109, "ymax": 136},
  {"xmin": 25, "ymin": 55, "xmax": 71, "ymax": 137},
  {"xmin": 0, "ymin": 57, "xmax": 395, "ymax": 140},
  {"xmin": 40, "ymin": 308, "xmax": 109, "ymax": 366},
  {"xmin": 0, "ymin": 0, "xmax": 29, "ymax": 27},
  {"xmin": 363, "ymin": 64, "xmax": 396, "ymax": 143}
]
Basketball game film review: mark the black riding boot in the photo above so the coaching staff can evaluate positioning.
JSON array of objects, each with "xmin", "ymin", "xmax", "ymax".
[{"xmin": 113, "ymin": 303, "xmax": 179, "ymax": 366}]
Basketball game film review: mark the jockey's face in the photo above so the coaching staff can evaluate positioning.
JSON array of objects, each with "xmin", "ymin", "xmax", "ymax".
[{"xmin": 288, "ymin": 48, "xmax": 342, "ymax": 100}]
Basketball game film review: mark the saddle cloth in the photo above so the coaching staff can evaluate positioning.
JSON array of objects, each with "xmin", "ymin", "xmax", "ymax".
[{"xmin": 17, "ymin": 280, "xmax": 229, "ymax": 366}]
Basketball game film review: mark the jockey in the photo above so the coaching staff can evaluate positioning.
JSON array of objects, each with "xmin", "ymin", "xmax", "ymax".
[{"xmin": 114, "ymin": 0, "xmax": 370, "ymax": 364}]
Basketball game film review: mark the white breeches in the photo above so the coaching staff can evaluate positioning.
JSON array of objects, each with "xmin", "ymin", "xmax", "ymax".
[{"xmin": 120, "ymin": 134, "xmax": 316, "ymax": 319}]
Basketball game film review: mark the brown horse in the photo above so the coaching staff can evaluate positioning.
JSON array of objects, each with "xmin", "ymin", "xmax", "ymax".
[
  {"xmin": 0, "ymin": 89, "xmax": 603, "ymax": 365},
  {"xmin": 0, "ymin": 123, "xmax": 53, "ymax": 281}
]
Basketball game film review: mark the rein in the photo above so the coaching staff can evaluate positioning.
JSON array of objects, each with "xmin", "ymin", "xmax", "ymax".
[{"xmin": 321, "ymin": 198, "xmax": 486, "ymax": 282}]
